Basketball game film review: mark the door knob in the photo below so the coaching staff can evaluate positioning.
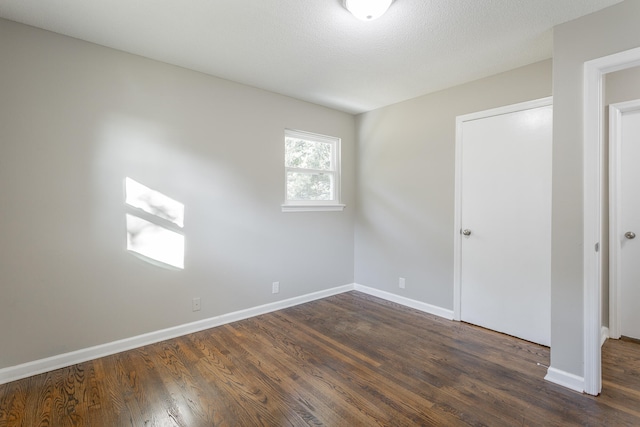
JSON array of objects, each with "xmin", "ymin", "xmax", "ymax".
[
  {"xmin": 625, "ymin": 231, "xmax": 636, "ymax": 240},
  {"xmin": 462, "ymin": 229, "xmax": 472, "ymax": 236}
]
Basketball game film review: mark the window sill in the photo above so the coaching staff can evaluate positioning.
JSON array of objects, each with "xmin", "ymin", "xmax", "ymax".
[{"xmin": 281, "ymin": 204, "xmax": 346, "ymax": 212}]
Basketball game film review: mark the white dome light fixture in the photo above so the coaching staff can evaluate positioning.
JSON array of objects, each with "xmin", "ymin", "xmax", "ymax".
[{"xmin": 344, "ymin": 0, "xmax": 393, "ymax": 21}]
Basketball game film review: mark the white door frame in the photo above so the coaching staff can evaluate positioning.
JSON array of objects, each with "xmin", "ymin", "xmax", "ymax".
[
  {"xmin": 609, "ymin": 99, "xmax": 640, "ymax": 340},
  {"xmin": 453, "ymin": 96, "xmax": 553, "ymax": 320},
  {"xmin": 583, "ymin": 46, "xmax": 640, "ymax": 396}
]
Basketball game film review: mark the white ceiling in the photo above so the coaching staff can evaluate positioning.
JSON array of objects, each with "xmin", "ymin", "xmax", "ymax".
[{"xmin": 0, "ymin": 0, "xmax": 623, "ymax": 114}]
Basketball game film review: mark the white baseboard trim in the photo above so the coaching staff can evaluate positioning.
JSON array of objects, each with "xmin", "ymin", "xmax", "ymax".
[
  {"xmin": 0, "ymin": 284, "xmax": 354, "ymax": 385},
  {"xmin": 544, "ymin": 367, "xmax": 585, "ymax": 393},
  {"xmin": 601, "ymin": 326, "xmax": 610, "ymax": 347},
  {"xmin": 1, "ymin": 283, "xmax": 455, "ymax": 385},
  {"xmin": 353, "ymin": 284, "xmax": 454, "ymax": 320}
]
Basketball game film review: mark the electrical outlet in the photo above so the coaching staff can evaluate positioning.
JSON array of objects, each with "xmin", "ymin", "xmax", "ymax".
[
  {"xmin": 399, "ymin": 277, "xmax": 406, "ymax": 289},
  {"xmin": 272, "ymin": 281, "xmax": 280, "ymax": 294},
  {"xmin": 192, "ymin": 297, "xmax": 201, "ymax": 312}
]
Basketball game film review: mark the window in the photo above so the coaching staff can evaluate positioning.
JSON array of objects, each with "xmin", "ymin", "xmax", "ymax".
[
  {"xmin": 125, "ymin": 177, "xmax": 185, "ymax": 269},
  {"xmin": 283, "ymin": 129, "xmax": 344, "ymax": 212}
]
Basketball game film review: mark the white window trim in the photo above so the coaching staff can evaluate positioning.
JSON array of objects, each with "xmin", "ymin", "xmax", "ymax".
[
  {"xmin": 281, "ymin": 204, "xmax": 346, "ymax": 212},
  {"xmin": 282, "ymin": 129, "xmax": 345, "ymax": 212}
]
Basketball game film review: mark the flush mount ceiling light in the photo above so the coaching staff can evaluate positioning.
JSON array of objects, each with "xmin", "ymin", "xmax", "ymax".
[{"xmin": 344, "ymin": 0, "xmax": 393, "ymax": 21}]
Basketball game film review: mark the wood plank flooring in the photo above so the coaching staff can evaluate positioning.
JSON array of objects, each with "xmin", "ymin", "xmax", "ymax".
[{"xmin": 1, "ymin": 291, "xmax": 639, "ymax": 426}]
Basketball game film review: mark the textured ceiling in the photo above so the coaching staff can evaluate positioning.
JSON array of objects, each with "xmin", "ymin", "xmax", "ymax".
[{"xmin": 0, "ymin": 0, "xmax": 624, "ymax": 114}]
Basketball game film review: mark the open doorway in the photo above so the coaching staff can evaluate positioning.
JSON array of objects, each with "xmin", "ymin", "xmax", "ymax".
[
  {"xmin": 584, "ymin": 47, "xmax": 640, "ymax": 396},
  {"xmin": 605, "ymin": 68, "xmax": 640, "ymax": 341}
]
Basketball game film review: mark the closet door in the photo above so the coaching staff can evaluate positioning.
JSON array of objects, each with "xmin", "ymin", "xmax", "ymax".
[{"xmin": 456, "ymin": 99, "xmax": 552, "ymax": 346}]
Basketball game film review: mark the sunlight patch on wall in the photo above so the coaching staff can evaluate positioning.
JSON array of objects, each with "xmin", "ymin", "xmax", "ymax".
[
  {"xmin": 125, "ymin": 177, "xmax": 184, "ymax": 227},
  {"xmin": 125, "ymin": 177, "xmax": 185, "ymax": 269}
]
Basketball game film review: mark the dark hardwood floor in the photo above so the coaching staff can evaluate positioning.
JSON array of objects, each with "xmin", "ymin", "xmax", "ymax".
[{"xmin": 1, "ymin": 291, "xmax": 639, "ymax": 426}]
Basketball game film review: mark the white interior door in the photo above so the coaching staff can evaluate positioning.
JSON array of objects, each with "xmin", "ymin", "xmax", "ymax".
[
  {"xmin": 455, "ymin": 99, "xmax": 552, "ymax": 346},
  {"xmin": 610, "ymin": 100, "xmax": 640, "ymax": 341}
]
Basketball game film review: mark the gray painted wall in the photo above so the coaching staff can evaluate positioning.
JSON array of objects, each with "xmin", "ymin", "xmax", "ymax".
[
  {"xmin": 354, "ymin": 60, "xmax": 552, "ymax": 309},
  {"xmin": 551, "ymin": 0, "xmax": 640, "ymax": 376},
  {"xmin": 0, "ymin": 18, "xmax": 356, "ymax": 369},
  {"xmin": 606, "ymin": 67, "xmax": 640, "ymax": 105}
]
